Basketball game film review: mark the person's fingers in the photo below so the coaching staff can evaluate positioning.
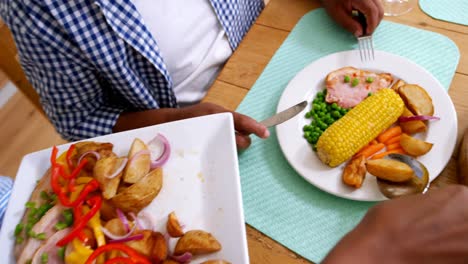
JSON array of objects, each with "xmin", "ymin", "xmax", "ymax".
[
  {"xmin": 232, "ymin": 112, "xmax": 270, "ymax": 139},
  {"xmin": 352, "ymin": 0, "xmax": 382, "ymax": 35},
  {"xmin": 329, "ymin": 7, "xmax": 363, "ymax": 37},
  {"xmin": 235, "ymin": 133, "xmax": 252, "ymax": 150}
]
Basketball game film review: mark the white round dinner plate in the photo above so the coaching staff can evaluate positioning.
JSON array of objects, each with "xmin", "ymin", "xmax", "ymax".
[{"xmin": 276, "ymin": 50, "xmax": 457, "ymax": 201}]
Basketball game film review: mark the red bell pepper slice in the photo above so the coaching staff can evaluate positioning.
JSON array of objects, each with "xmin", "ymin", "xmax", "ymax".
[
  {"xmin": 105, "ymin": 257, "xmax": 135, "ymax": 264},
  {"xmin": 66, "ymin": 144, "xmax": 76, "ymax": 171},
  {"xmin": 85, "ymin": 244, "xmax": 151, "ymax": 264},
  {"xmin": 56, "ymin": 195, "xmax": 102, "ymax": 247}
]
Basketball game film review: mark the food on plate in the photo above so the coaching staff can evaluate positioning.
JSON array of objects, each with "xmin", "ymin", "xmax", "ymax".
[
  {"xmin": 174, "ymin": 230, "xmax": 222, "ymax": 255},
  {"xmin": 316, "ymin": 88, "xmax": 404, "ymax": 167},
  {"xmin": 13, "ymin": 136, "xmax": 227, "ymax": 263},
  {"xmin": 342, "ymin": 155, "xmax": 367, "ymax": 188},
  {"xmin": 111, "ymin": 167, "xmax": 163, "ymax": 213},
  {"xmin": 167, "ymin": 212, "xmax": 184, "ymax": 238},
  {"xmin": 325, "ymin": 66, "xmax": 393, "ymax": 109},
  {"xmin": 398, "ymin": 107, "xmax": 427, "ymax": 134},
  {"xmin": 201, "ymin": 260, "xmax": 232, "ymax": 264},
  {"xmin": 397, "ymin": 84, "xmax": 434, "ymax": 116},
  {"xmin": 123, "ymin": 138, "xmax": 151, "ymax": 184},
  {"xmin": 391, "ymin": 79, "xmax": 406, "ymax": 92},
  {"xmin": 399, "ymin": 133, "xmax": 433, "ymax": 156},
  {"xmin": 366, "ymin": 159, "xmax": 415, "ymax": 182}
]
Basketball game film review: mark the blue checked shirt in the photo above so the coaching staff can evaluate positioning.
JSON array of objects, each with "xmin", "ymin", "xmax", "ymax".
[{"xmin": 0, "ymin": 0, "xmax": 264, "ymax": 141}]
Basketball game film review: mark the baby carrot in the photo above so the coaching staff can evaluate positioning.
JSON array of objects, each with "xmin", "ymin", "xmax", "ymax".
[
  {"xmin": 384, "ymin": 135, "xmax": 401, "ymax": 145},
  {"xmin": 386, "ymin": 142, "xmax": 401, "ymax": 151},
  {"xmin": 370, "ymin": 139, "xmax": 379, "ymax": 145},
  {"xmin": 370, "ymin": 148, "xmax": 405, "ymax": 160},
  {"xmin": 377, "ymin": 126, "xmax": 402, "ymax": 143},
  {"xmin": 355, "ymin": 143, "xmax": 385, "ymax": 158}
]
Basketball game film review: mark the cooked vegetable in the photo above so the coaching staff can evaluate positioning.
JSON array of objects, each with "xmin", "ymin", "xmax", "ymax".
[
  {"xmin": 397, "ymin": 84, "xmax": 434, "ymax": 116},
  {"xmin": 123, "ymin": 138, "xmax": 151, "ymax": 184},
  {"xmin": 316, "ymin": 89, "xmax": 404, "ymax": 167},
  {"xmin": 377, "ymin": 126, "xmax": 402, "ymax": 143},
  {"xmin": 148, "ymin": 134, "xmax": 171, "ymax": 169},
  {"xmin": 124, "ymin": 230, "xmax": 153, "ymax": 257},
  {"xmin": 342, "ymin": 155, "xmax": 367, "ymax": 188},
  {"xmin": 111, "ymin": 167, "xmax": 163, "ymax": 213},
  {"xmin": 391, "ymin": 79, "xmax": 406, "ymax": 92},
  {"xmin": 93, "ymin": 156, "xmax": 127, "ymax": 199},
  {"xmin": 371, "ymin": 149, "xmax": 406, "ymax": 160},
  {"xmin": 399, "ymin": 133, "xmax": 433, "ymax": 156},
  {"xmin": 84, "ymin": 243, "xmax": 151, "ymax": 264},
  {"xmin": 351, "ymin": 78, "xmax": 359, "ymax": 87},
  {"xmin": 398, "ymin": 115, "xmax": 440, "ymax": 122},
  {"xmin": 167, "ymin": 212, "xmax": 184, "ymax": 237},
  {"xmin": 174, "ymin": 230, "xmax": 222, "ymax": 256},
  {"xmin": 344, "ymin": 75, "xmax": 350, "ymax": 83},
  {"xmin": 398, "ymin": 107, "xmax": 427, "ymax": 134},
  {"xmin": 386, "ymin": 142, "xmax": 401, "ymax": 151},
  {"xmin": 150, "ymin": 232, "xmax": 168, "ymax": 263},
  {"xmin": 366, "ymin": 159, "xmax": 415, "ymax": 182},
  {"xmin": 385, "ymin": 135, "xmax": 402, "ymax": 145},
  {"xmin": 355, "ymin": 143, "xmax": 385, "ymax": 159}
]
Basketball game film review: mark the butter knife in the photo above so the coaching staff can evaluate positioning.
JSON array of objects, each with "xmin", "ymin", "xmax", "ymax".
[{"xmin": 259, "ymin": 100, "xmax": 308, "ymax": 127}]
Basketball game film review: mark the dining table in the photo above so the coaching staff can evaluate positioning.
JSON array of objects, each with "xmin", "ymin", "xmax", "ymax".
[{"xmin": 201, "ymin": 0, "xmax": 468, "ymax": 263}]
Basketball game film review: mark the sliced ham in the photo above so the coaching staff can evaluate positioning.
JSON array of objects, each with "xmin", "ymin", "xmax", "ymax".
[
  {"xmin": 325, "ymin": 67, "xmax": 393, "ymax": 108},
  {"xmin": 17, "ymin": 204, "xmax": 65, "ymax": 264},
  {"xmin": 31, "ymin": 228, "xmax": 71, "ymax": 264}
]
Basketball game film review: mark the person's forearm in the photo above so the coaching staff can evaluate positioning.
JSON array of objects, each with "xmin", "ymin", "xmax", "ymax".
[{"xmin": 113, "ymin": 108, "xmax": 183, "ymax": 133}]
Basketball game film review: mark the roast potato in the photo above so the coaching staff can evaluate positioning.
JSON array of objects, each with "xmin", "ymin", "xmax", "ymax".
[
  {"xmin": 162, "ymin": 261, "xmax": 179, "ymax": 264},
  {"xmin": 167, "ymin": 211, "xmax": 184, "ymax": 237},
  {"xmin": 104, "ymin": 218, "xmax": 128, "ymax": 236},
  {"xmin": 111, "ymin": 167, "xmax": 163, "ymax": 213},
  {"xmin": 150, "ymin": 232, "xmax": 168, "ymax": 263},
  {"xmin": 342, "ymin": 155, "xmax": 367, "ymax": 188},
  {"xmin": 391, "ymin": 79, "xmax": 406, "ymax": 92},
  {"xmin": 201, "ymin": 261, "xmax": 231, "ymax": 264},
  {"xmin": 126, "ymin": 230, "xmax": 155, "ymax": 257},
  {"xmin": 399, "ymin": 107, "xmax": 427, "ymax": 135},
  {"xmin": 100, "ymin": 198, "xmax": 118, "ymax": 221},
  {"xmin": 93, "ymin": 156, "xmax": 126, "ymax": 199},
  {"xmin": 397, "ymin": 84, "xmax": 434, "ymax": 116},
  {"xmin": 72, "ymin": 141, "xmax": 115, "ymax": 172},
  {"xmin": 174, "ymin": 230, "xmax": 222, "ymax": 255},
  {"xmin": 123, "ymin": 138, "xmax": 151, "ymax": 184},
  {"xmin": 400, "ymin": 133, "xmax": 433, "ymax": 156},
  {"xmin": 366, "ymin": 159, "xmax": 415, "ymax": 182}
]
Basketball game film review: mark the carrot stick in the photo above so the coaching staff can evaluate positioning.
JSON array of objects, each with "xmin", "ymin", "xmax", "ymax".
[
  {"xmin": 385, "ymin": 135, "xmax": 401, "ymax": 145},
  {"xmin": 355, "ymin": 143, "xmax": 385, "ymax": 158},
  {"xmin": 377, "ymin": 126, "xmax": 402, "ymax": 143},
  {"xmin": 386, "ymin": 142, "xmax": 401, "ymax": 151},
  {"xmin": 370, "ymin": 139, "xmax": 379, "ymax": 145},
  {"xmin": 370, "ymin": 148, "xmax": 406, "ymax": 160}
]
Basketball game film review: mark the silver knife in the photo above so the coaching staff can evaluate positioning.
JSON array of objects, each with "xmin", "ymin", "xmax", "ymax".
[{"xmin": 259, "ymin": 100, "xmax": 308, "ymax": 127}]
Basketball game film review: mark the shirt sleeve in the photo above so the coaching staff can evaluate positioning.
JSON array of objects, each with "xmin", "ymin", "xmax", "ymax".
[{"xmin": 2, "ymin": 2, "xmax": 125, "ymax": 141}]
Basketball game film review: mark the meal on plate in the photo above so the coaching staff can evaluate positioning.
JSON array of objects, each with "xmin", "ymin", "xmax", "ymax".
[
  {"xmin": 13, "ymin": 135, "xmax": 229, "ymax": 264},
  {"xmin": 303, "ymin": 67, "xmax": 439, "ymax": 189}
]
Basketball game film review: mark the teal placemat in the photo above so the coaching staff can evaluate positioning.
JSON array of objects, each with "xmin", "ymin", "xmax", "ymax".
[
  {"xmin": 420, "ymin": 0, "xmax": 468, "ymax": 26},
  {"xmin": 237, "ymin": 8, "xmax": 459, "ymax": 263}
]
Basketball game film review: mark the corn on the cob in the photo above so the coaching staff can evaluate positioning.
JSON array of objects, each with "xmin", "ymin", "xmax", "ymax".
[{"xmin": 316, "ymin": 89, "xmax": 404, "ymax": 167}]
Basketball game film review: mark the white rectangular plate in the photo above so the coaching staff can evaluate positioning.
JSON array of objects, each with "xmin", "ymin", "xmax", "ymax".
[{"xmin": 0, "ymin": 113, "xmax": 249, "ymax": 263}]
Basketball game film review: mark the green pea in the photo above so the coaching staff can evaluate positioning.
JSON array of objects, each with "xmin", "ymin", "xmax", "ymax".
[
  {"xmin": 319, "ymin": 123, "xmax": 328, "ymax": 130},
  {"xmin": 344, "ymin": 75, "xmax": 351, "ymax": 83},
  {"xmin": 305, "ymin": 112, "xmax": 312, "ymax": 118},
  {"xmin": 368, "ymin": 92, "xmax": 373, "ymax": 97},
  {"xmin": 366, "ymin": 77, "xmax": 374, "ymax": 83},
  {"xmin": 307, "ymin": 137, "xmax": 314, "ymax": 144},
  {"xmin": 339, "ymin": 108, "xmax": 347, "ymax": 115},
  {"xmin": 331, "ymin": 103, "xmax": 338, "ymax": 110},
  {"xmin": 351, "ymin": 78, "xmax": 359, "ymax": 87}
]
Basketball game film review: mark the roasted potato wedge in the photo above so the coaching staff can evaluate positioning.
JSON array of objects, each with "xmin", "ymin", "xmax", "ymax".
[
  {"xmin": 93, "ymin": 156, "xmax": 126, "ymax": 199},
  {"xmin": 111, "ymin": 167, "xmax": 163, "ymax": 213},
  {"xmin": 100, "ymin": 198, "xmax": 118, "ymax": 221},
  {"xmin": 201, "ymin": 261, "xmax": 231, "ymax": 264},
  {"xmin": 72, "ymin": 141, "xmax": 115, "ymax": 172},
  {"xmin": 397, "ymin": 84, "xmax": 434, "ymax": 116},
  {"xmin": 342, "ymin": 155, "xmax": 366, "ymax": 188},
  {"xmin": 162, "ymin": 260, "xmax": 179, "ymax": 264},
  {"xmin": 399, "ymin": 107, "xmax": 427, "ymax": 135},
  {"xmin": 366, "ymin": 159, "xmax": 415, "ymax": 182},
  {"xmin": 400, "ymin": 133, "xmax": 433, "ymax": 156},
  {"xmin": 126, "ymin": 230, "xmax": 154, "ymax": 257},
  {"xmin": 167, "ymin": 211, "xmax": 184, "ymax": 237},
  {"xmin": 123, "ymin": 138, "xmax": 151, "ymax": 184},
  {"xmin": 174, "ymin": 230, "xmax": 222, "ymax": 255},
  {"xmin": 151, "ymin": 232, "xmax": 168, "ymax": 263},
  {"xmin": 104, "ymin": 218, "xmax": 128, "ymax": 236},
  {"xmin": 391, "ymin": 79, "xmax": 406, "ymax": 92}
]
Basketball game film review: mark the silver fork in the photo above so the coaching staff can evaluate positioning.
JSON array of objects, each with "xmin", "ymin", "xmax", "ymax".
[{"xmin": 353, "ymin": 11, "xmax": 375, "ymax": 62}]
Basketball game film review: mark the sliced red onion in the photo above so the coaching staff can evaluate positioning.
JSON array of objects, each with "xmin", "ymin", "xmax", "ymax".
[
  {"xmin": 101, "ymin": 220, "xmax": 138, "ymax": 240},
  {"xmin": 128, "ymin": 149, "xmax": 151, "ymax": 166},
  {"xmin": 77, "ymin": 151, "xmax": 101, "ymax": 165},
  {"xmin": 137, "ymin": 211, "xmax": 158, "ymax": 230},
  {"xmin": 117, "ymin": 208, "xmax": 130, "ymax": 232},
  {"xmin": 398, "ymin": 115, "xmax": 440, "ymax": 122},
  {"xmin": 148, "ymin": 133, "xmax": 171, "ymax": 169},
  {"xmin": 171, "ymin": 252, "xmax": 192, "ymax": 263},
  {"xmin": 129, "ymin": 212, "xmax": 143, "ymax": 230},
  {"xmin": 105, "ymin": 158, "xmax": 128, "ymax": 179},
  {"xmin": 108, "ymin": 233, "xmax": 144, "ymax": 244}
]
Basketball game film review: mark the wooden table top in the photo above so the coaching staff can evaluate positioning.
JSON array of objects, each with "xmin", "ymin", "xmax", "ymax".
[{"xmin": 202, "ymin": 0, "xmax": 468, "ymax": 263}]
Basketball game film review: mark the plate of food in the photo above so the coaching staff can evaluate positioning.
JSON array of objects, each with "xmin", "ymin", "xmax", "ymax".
[
  {"xmin": 276, "ymin": 50, "xmax": 457, "ymax": 201},
  {"xmin": 0, "ymin": 113, "xmax": 247, "ymax": 264}
]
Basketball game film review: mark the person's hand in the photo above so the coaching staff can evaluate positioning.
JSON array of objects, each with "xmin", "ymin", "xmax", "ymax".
[
  {"xmin": 321, "ymin": 0, "xmax": 384, "ymax": 36},
  {"xmin": 178, "ymin": 103, "xmax": 269, "ymax": 149},
  {"xmin": 322, "ymin": 185, "xmax": 468, "ymax": 264}
]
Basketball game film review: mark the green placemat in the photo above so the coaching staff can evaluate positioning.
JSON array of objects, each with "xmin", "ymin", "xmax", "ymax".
[
  {"xmin": 237, "ymin": 8, "xmax": 459, "ymax": 263},
  {"xmin": 420, "ymin": 0, "xmax": 468, "ymax": 26}
]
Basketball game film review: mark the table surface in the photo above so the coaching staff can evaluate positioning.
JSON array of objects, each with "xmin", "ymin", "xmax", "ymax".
[{"xmin": 201, "ymin": 0, "xmax": 468, "ymax": 263}]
